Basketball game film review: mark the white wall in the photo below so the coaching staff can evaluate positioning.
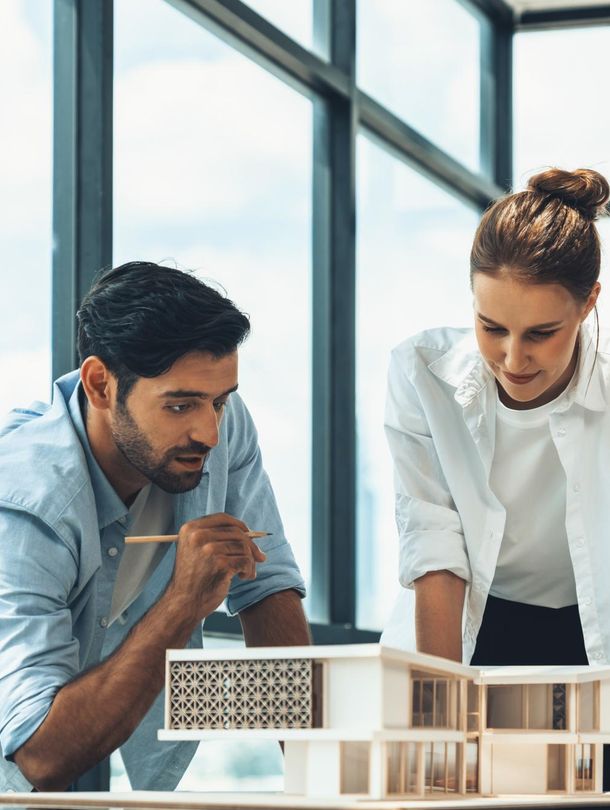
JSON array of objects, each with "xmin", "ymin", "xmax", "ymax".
[
  {"xmin": 327, "ymin": 658, "xmax": 382, "ymax": 729},
  {"xmin": 491, "ymin": 744, "xmax": 547, "ymax": 794}
]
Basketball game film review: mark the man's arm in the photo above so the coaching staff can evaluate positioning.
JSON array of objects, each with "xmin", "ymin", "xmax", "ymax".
[
  {"xmin": 12, "ymin": 514, "xmax": 264, "ymax": 791},
  {"xmin": 239, "ymin": 588, "xmax": 311, "ymax": 647},
  {"xmin": 414, "ymin": 570, "xmax": 466, "ymax": 662}
]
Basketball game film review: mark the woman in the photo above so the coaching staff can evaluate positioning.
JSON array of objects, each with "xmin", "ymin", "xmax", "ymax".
[{"xmin": 384, "ymin": 167, "xmax": 610, "ymax": 672}]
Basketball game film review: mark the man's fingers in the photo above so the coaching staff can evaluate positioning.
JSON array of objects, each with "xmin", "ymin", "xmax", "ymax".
[
  {"xmin": 183, "ymin": 513, "xmax": 249, "ymax": 533},
  {"xmin": 247, "ymin": 537, "xmax": 267, "ymax": 562}
]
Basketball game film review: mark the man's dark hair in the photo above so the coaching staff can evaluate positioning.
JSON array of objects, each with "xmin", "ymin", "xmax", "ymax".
[{"xmin": 77, "ymin": 261, "xmax": 250, "ymax": 403}]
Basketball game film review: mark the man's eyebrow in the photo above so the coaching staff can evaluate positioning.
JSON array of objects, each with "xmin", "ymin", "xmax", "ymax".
[
  {"xmin": 477, "ymin": 313, "xmax": 564, "ymax": 329},
  {"xmin": 160, "ymin": 384, "xmax": 239, "ymax": 399}
]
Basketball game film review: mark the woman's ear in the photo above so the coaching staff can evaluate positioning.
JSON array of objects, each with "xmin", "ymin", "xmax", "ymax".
[
  {"xmin": 80, "ymin": 356, "xmax": 114, "ymax": 411},
  {"xmin": 582, "ymin": 282, "xmax": 601, "ymax": 321}
]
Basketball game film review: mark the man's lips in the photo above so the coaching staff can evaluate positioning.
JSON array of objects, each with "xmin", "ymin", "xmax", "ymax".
[
  {"xmin": 174, "ymin": 455, "xmax": 205, "ymax": 470},
  {"xmin": 502, "ymin": 370, "xmax": 540, "ymax": 385}
]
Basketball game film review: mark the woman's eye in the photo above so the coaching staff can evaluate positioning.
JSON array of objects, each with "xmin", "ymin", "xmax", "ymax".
[
  {"xmin": 482, "ymin": 326, "xmax": 505, "ymax": 334},
  {"xmin": 529, "ymin": 330, "xmax": 556, "ymax": 340}
]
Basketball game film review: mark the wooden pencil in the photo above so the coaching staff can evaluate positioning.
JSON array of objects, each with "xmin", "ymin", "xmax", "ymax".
[{"xmin": 125, "ymin": 531, "xmax": 271, "ymax": 544}]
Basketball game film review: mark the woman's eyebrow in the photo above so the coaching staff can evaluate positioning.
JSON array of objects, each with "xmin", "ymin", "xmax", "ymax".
[{"xmin": 477, "ymin": 312, "xmax": 563, "ymax": 329}]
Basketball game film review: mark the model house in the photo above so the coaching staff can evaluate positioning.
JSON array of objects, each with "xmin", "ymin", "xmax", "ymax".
[{"xmin": 159, "ymin": 644, "xmax": 610, "ymax": 799}]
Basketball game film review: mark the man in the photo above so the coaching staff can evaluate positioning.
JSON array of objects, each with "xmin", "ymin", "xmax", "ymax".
[{"xmin": 0, "ymin": 262, "xmax": 309, "ymax": 792}]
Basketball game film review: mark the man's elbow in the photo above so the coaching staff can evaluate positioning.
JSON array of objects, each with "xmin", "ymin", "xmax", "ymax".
[{"xmin": 13, "ymin": 744, "xmax": 72, "ymax": 792}]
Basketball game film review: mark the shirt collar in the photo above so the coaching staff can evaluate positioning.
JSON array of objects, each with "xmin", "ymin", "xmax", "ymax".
[
  {"xmin": 67, "ymin": 379, "xmax": 129, "ymax": 530},
  {"xmin": 428, "ymin": 330, "xmax": 493, "ymax": 407},
  {"xmin": 428, "ymin": 323, "xmax": 607, "ymax": 412}
]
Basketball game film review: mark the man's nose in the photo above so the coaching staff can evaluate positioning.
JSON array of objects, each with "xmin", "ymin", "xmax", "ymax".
[{"xmin": 190, "ymin": 407, "xmax": 220, "ymax": 449}]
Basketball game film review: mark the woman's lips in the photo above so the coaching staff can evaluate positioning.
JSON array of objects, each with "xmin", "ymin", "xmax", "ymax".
[{"xmin": 503, "ymin": 370, "xmax": 540, "ymax": 385}]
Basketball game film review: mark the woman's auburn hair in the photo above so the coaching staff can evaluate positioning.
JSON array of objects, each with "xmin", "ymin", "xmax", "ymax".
[{"xmin": 470, "ymin": 167, "xmax": 609, "ymax": 302}]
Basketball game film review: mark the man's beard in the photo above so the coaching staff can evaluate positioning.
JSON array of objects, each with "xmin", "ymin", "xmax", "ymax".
[{"xmin": 111, "ymin": 402, "xmax": 209, "ymax": 494}]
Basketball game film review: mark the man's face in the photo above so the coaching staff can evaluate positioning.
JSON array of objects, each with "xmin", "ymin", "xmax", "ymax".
[{"xmin": 110, "ymin": 351, "xmax": 238, "ymax": 493}]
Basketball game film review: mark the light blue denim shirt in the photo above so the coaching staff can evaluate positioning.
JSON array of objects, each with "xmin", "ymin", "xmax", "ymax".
[{"xmin": 0, "ymin": 371, "xmax": 305, "ymax": 791}]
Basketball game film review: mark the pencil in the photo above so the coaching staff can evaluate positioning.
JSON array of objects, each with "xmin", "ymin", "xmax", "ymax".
[{"xmin": 125, "ymin": 531, "xmax": 271, "ymax": 544}]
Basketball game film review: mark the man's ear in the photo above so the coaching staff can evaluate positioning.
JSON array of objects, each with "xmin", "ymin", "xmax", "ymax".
[{"xmin": 80, "ymin": 356, "xmax": 115, "ymax": 411}]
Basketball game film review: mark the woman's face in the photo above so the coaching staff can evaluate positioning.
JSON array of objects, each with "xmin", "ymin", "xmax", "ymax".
[{"xmin": 472, "ymin": 272, "xmax": 599, "ymax": 408}]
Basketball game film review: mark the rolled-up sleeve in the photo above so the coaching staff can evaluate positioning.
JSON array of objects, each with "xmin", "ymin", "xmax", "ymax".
[
  {"xmin": 384, "ymin": 349, "xmax": 471, "ymax": 588},
  {"xmin": 223, "ymin": 397, "xmax": 306, "ymax": 616},
  {"xmin": 0, "ymin": 507, "xmax": 80, "ymax": 759}
]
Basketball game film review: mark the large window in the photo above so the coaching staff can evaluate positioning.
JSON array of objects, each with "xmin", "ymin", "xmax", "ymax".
[
  {"xmin": 357, "ymin": 0, "xmax": 482, "ymax": 172},
  {"xmin": 356, "ymin": 135, "xmax": 478, "ymax": 631},
  {"xmin": 114, "ymin": 0, "xmax": 313, "ymax": 593},
  {"xmin": 0, "ymin": 1, "xmax": 52, "ymax": 417},
  {"xmin": 514, "ymin": 25, "xmax": 610, "ymax": 325}
]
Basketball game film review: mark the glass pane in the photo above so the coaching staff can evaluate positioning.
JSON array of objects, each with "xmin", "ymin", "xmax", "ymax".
[
  {"xmin": 486, "ymin": 685, "xmax": 523, "ymax": 729},
  {"xmin": 514, "ymin": 27, "xmax": 610, "ymax": 327},
  {"xmin": 113, "ymin": 0, "xmax": 312, "ymax": 601},
  {"xmin": 465, "ymin": 741, "xmax": 478, "ymax": 793},
  {"xmin": 340, "ymin": 742, "xmax": 370, "ymax": 794},
  {"xmin": 356, "ymin": 134, "xmax": 478, "ymax": 631},
  {"xmin": 357, "ymin": 0, "xmax": 481, "ymax": 172},
  {"xmin": 245, "ymin": 0, "xmax": 324, "ymax": 57},
  {"xmin": 0, "ymin": 1, "xmax": 52, "ymax": 417}
]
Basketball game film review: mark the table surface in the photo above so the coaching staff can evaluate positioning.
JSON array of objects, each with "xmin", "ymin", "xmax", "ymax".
[{"xmin": 2, "ymin": 792, "xmax": 610, "ymax": 810}]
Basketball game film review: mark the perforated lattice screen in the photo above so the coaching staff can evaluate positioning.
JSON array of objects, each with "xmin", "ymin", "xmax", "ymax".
[{"xmin": 168, "ymin": 658, "xmax": 314, "ymax": 729}]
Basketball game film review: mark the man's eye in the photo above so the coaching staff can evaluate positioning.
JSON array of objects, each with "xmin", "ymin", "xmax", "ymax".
[
  {"xmin": 213, "ymin": 400, "xmax": 227, "ymax": 412},
  {"xmin": 166, "ymin": 403, "xmax": 191, "ymax": 414}
]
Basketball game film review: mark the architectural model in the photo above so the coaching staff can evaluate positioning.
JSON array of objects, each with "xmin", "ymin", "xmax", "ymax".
[{"xmin": 159, "ymin": 644, "xmax": 610, "ymax": 799}]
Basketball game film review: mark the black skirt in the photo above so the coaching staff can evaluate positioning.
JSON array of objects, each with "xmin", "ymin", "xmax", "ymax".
[
  {"xmin": 471, "ymin": 594, "xmax": 587, "ymax": 666},
  {"xmin": 470, "ymin": 594, "xmax": 608, "ymax": 790}
]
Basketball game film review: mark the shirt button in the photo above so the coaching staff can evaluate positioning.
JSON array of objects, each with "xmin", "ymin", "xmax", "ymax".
[
  {"xmin": 593, "ymin": 651, "xmax": 604, "ymax": 662},
  {"xmin": 573, "ymin": 483, "xmax": 581, "ymax": 493},
  {"xmin": 582, "ymin": 597, "xmax": 592, "ymax": 607},
  {"xmin": 100, "ymin": 617, "xmax": 108, "ymax": 628},
  {"xmin": 107, "ymin": 546, "xmax": 118, "ymax": 557},
  {"xmin": 575, "ymin": 538, "xmax": 584, "ymax": 548},
  {"xmin": 557, "ymin": 427, "xmax": 566, "ymax": 437}
]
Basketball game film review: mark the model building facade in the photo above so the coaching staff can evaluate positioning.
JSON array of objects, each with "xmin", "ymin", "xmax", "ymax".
[{"xmin": 159, "ymin": 644, "xmax": 610, "ymax": 799}]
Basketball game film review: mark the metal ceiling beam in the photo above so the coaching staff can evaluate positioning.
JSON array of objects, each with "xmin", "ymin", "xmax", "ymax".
[{"xmin": 516, "ymin": 4, "xmax": 610, "ymax": 28}]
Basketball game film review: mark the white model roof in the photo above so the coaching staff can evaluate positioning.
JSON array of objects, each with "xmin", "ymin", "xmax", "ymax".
[
  {"xmin": 167, "ymin": 643, "xmax": 477, "ymax": 678},
  {"xmin": 168, "ymin": 643, "xmax": 610, "ymax": 683}
]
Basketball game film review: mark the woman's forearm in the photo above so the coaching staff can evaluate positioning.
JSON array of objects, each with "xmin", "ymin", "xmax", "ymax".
[{"xmin": 414, "ymin": 570, "xmax": 466, "ymax": 662}]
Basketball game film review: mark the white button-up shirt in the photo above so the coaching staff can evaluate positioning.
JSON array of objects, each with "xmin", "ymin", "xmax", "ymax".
[{"xmin": 383, "ymin": 324, "xmax": 610, "ymax": 664}]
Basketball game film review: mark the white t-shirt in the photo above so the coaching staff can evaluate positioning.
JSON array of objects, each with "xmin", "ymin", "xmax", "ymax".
[
  {"xmin": 109, "ymin": 484, "xmax": 173, "ymax": 625},
  {"xmin": 489, "ymin": 386, "xmax": 577, "ymax": 608}
]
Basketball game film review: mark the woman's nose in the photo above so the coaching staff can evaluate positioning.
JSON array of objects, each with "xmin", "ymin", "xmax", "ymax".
[{"xmin": 503, "ymin": 339, "xmax": 530, "ymax": 373}]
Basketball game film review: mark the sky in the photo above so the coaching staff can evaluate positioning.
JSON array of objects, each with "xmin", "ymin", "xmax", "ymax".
[{"xmin": 3, "ymin": 0, "xmax": 610, "ymax": 689}]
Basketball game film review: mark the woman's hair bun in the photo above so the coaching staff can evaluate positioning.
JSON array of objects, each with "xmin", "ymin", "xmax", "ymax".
[{"xmin": 527, "ymin": 167, "xmax": 610, "ymax": 221}]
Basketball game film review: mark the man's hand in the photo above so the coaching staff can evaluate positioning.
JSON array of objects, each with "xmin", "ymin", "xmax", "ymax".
[{"xmin": 166, "ymin": 513, "xmax": 267, "ymax": 621}]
